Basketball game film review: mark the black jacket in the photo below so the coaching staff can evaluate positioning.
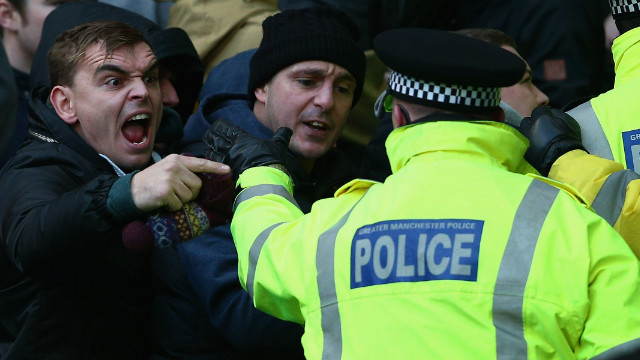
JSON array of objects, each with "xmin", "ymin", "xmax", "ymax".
[
  {"xmin": 0, "ymin": 86, "xmax": 153, "ymax": 359},
  {"xmin": 0, "ymin": 43, "xmax": 18, "ymax": 168},
  {"xmin": 151, "ymin": 49, "xmax": 359, "ymax": 359}
]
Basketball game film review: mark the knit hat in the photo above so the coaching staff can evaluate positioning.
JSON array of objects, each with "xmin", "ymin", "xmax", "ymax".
[
  {"xmin": 248, "ymin": 7, "xmax": 366, "ymax": 107},
  {"xmin": 609, "ymin": 0, "xmax": 640, "ymax": 20}
]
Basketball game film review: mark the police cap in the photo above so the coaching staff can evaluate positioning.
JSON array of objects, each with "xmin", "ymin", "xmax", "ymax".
[
  {"xmin": 609, "ymin": 0, "xmax": 640, "ymax": 20},
  {"xmin": 374, "ymin": 28, "xmax": 526, "ymax": 112}
]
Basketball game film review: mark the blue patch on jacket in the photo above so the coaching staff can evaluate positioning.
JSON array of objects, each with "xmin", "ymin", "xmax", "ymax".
[
  {"xmin": 622, "ymin": 129, "xmax": 640, "ymax": 172},
  {"xmin": 350, "ymin": 219, "xmax": 483, "ymax": 288}
]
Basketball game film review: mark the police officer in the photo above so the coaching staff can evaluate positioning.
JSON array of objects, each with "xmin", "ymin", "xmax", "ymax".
[
  {"xmin": 565, "ymin": 0, "xmax": 640, "ymax": 170},
  {"xmin": 518, "ymin": 0, "xmax": 640, "ymax": 257},
  {"xmin": 204, "ymin": 28, "xmax": 640, "ymax": 359},
  {"xmin": 518, "ymin": 105, "xmax": 640, "ymax": 258}
]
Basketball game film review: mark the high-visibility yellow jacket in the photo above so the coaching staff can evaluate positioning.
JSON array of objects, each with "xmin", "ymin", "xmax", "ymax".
[
  {"xmin": 551, "ymin": 150, "xmax": 640, "ymax": 258},
  {"xmin": 555, "ymin": 26, "xmax": 640, "ymax": 255},
  {"xmin": 567, "ymin": 26, "xmax": 640, "ymax": 171},
  {"xmin": 232, "ymin": 121, "xmax": 640, "ymax": 360}
]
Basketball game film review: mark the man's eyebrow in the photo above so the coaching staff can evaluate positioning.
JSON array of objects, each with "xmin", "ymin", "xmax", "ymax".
[
  {"xmin": 46, "ymin": 0, "xmax": 75, "ymax": 4},
  {"xmin": 336, "ymin": 71, "xmax": 356, "ymax": 83},
  {"xmin": 291, "ymin": 68, "xmax": 356, "ymax": 82},
  {"xmin": 143, "ymin": 61, "xmax": 160, "ymax": 76},
  {"xmin": 94, "ymin": 63, "xmax": 126, "ymax": 78},
  {"xmin": 290, "ymin": 68, "xmax": 326, "ymax": 78},
  {"xmin": 94, "ymin": 60, "xmax": 159, "ymax": 79}
]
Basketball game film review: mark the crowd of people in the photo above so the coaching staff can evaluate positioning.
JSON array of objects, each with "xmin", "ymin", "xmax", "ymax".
[{"xmin": 1, "ymin": 0, "xmax": 639, "ymax": 359}]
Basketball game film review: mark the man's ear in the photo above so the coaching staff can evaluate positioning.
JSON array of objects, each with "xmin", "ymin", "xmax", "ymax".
[
  {"xmin": 254, "ymin": 83, "xmax": 268, "ymax": 105},
  {"xmin": 0, "ymin": 0, "xmax": 20, "ymax": 32},
  {"xmin": 50, "ymin": 86, "xmax": 78, "ymax": 125},
  {"xmin": 391, "ymin": 104, "xmax": 408, "ymax": 129}
]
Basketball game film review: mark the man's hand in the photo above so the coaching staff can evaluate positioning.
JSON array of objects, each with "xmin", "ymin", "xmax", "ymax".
[
  {"xmin": 519, "ymin": 106, "xmax": 586, "ymax": 176},
  {"xmin": 130, "ymin": 154, "xmax": 230, "ymax": 212},
  {"xmin": 203, "ymin": 119, "xmax": 293, "ymax": 182}
]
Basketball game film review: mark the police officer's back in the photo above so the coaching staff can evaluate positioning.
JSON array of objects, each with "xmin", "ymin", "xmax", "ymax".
[{"xmin": 205, "ymin": 28, "xmax": 640, "ymax": 359}]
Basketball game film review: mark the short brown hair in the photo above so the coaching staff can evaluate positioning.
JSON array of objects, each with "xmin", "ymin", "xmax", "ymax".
[
  {"xmin": 455, "ymin": 28, "xmax": 517, "ymax": 51},
  {"xmin": 47, "ymin": 20, "xmax": 150, "ymax": 87}
]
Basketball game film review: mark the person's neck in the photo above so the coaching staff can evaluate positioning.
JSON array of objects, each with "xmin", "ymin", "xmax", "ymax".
[
  {"xmin": 3, "ymin": 35, "xmax": 32, "ymax": 74},
  {"xmin": 298, "ymin": 157, "xmax": 315, "ymax": 174}
]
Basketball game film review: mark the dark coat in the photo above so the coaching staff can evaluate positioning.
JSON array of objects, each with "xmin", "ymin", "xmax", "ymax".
[
  {"xmin": 0, "ymin": 86, "xmax": 153, "ymax": 359},
  {"xmin": 151, "ymin": 49, "xmax": 359, "ymax": 359}
]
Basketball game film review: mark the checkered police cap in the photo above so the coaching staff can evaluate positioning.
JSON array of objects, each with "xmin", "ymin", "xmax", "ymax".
[
  {"xmin": 374, "ymin": 28, "xmax": 525, "ymax": 112},
  {"xmin": 388, "ymin": 71, "xmax": 501, "ymax": 109},
  {"xmin": 609, "ymin": 0, "xmax": 640, "ymax": 19}
]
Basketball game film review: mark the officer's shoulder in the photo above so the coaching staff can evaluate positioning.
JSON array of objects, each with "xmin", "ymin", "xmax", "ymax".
[
  {"xmin": 334, "ymin": 178, "xmax": 380, "ymax": 197},
  {"xmin": 527, "ymin": 174, "xmax": 590, "ymax": 208}
]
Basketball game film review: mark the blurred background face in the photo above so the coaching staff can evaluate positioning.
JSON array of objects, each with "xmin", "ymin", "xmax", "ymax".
[
  {"xmin": 158, "ymin": 65, "xmax": 179, "ymax": 108},
  {"xmin": 1, "ymin": 0, "xmax": 76, "ymax": 72},
  {"xmin": 500, "ymin": 45, "xmax": 549, "ymax": 117}
]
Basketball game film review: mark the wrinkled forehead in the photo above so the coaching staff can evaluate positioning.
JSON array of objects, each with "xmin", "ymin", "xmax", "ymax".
[
  {"xmin": 83, "ymin": 41, "xmax": 155, "ymax": 66},
  {"xmin": 282, "ymin": 60, "xmax": 356, "ymax": 81}
]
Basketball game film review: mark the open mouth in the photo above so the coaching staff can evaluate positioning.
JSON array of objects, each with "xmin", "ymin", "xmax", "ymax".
[
  {"xmin": 305, "ymin": 121, "xmax": 329, "ymax": 131},
  {"xmin": 122, "ymin": 113, "xmax": 150, "ymax": 145}
]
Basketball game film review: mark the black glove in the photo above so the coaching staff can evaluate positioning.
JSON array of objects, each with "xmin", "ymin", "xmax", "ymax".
[
  {"xmin": 519, "ymin": 106, "xmax": 586, "ymax": 176},
  {"xmin": 203, "ymin": 118, "xmax": 293, "ymax": 182}
]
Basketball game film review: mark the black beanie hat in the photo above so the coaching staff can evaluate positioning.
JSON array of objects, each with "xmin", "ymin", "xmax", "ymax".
[{"xmin": 248, "ymin": 7, "xmax": 366, "ymax": 107}]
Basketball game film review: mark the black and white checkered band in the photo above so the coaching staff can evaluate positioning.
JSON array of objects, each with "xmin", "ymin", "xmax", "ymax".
[
  {"xmin": 610, "ymin": 0, "xmax": 640, "ymax": 15},
  {"xmin": 388, "ymin": 71, "xmax": 501, "ymax": 109}
]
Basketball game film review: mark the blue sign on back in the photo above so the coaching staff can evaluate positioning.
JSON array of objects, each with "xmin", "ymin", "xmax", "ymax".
[
  {"xmin": 622, "ymin": 129, "xmax": 640, "ymax": 172},
  {"xmin": 350, "ymin": 219, "xmax": 483, "ymax": 289}
]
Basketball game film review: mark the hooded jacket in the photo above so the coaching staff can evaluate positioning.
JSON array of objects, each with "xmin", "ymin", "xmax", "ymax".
[
  {"xmin": 151, "ymin": 49, "xmax": 359, "ymax": 358},
  {"xmin": 0, "ymin": 82, "xmax": 153, "ymax": 358},
  {"xmin": 0, "ymin": 3, "xmax": 208, "ymax": 357}
]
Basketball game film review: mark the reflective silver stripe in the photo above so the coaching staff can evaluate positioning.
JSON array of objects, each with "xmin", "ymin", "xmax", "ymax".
[
  {"xmin": 239, "ymin": 184, "xmax": 300, "ymax": 297},
  {"xmin": 493, "ymin": 180, "xmax": 559, "ymax": 360},
  {"xmin": 246, "ymin": 222, "xmax": 284, "ymax": 299},
  {"xmin": 233, "ymin": 184, "xmax": 300, "ymax": 212},
  {"xmin": 317, "ymin": 197, "xmax": 366, "ymax": 360},
  {"xmin": 592, "ymin": 170, "xmax": 639, "ymax": 226},
  {"xmin": 591, "ymin": 338, "xmax": 640, "ymax": 360},
  {"xmin": 567, "ymin": 101, "xmax": 614, "ymax": 161}
]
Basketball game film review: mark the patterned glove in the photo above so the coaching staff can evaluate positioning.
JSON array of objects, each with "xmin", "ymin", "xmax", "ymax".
[{"xmin": 122, "ymin": 172, "xmax": 234, "ymax": 252}]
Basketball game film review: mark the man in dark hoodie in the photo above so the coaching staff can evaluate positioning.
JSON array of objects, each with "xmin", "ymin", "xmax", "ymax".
[
  {"xmin": 24, "ymin": 2, "xmax": 221, "ymax": 358},
  {"xmin": 30, "ymin": 0, "xmax": 205, "ymax": 151},
  {"xmin": 158, "ymin": 6, "xmax": 365, "ymax": 359},
  {"xmin": 0, "ymin": 15, "xmax": 228, "ymax": 360}
]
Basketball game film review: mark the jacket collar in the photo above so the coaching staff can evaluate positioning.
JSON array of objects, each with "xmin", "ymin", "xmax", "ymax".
[
  {"xmin": 385, "ymin": 119, "xmax": 536, "ymax": 175},
  {"xmin": 27, "ymin": 86, "xmax": 120, "ymax": 173},
  {"xmin": 613, "ymin": 26, "xmax": 640, "ymax": 87}
]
